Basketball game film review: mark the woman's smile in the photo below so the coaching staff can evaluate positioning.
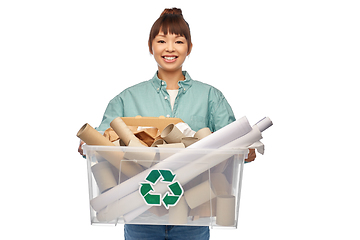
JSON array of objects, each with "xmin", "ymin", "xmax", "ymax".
[{"xmin": 162, "ymin": 55, "xmax": 178, "ymax": 63}]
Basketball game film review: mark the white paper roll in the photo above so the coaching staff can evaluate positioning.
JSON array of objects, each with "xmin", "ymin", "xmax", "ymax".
[{"xmin": 91, "ymin": 161, "xmax": 117, "ymax": 193}]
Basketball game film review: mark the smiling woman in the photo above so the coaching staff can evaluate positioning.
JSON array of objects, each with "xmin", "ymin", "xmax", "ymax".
[{"xmin": 81, "ymin": 7, "xmax": 243, "ymax": 240}]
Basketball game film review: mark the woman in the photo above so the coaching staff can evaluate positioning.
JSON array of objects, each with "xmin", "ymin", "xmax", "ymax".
[{"xmin": 79, "ymin": 8, "xmax": 255, "ymax": 240}]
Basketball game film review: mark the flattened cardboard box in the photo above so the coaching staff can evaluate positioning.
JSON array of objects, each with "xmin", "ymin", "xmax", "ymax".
[{"xmin": 121, "ymin": 116, "xmax": 184, "ymax": 132}]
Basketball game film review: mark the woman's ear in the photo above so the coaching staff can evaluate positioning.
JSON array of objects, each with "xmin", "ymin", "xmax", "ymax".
[
  {"xmin": 148, "ymin": 42, "xmax": 153, "ymax": 55},
  {"xmin": 187, "ymin": 43, "xmax": 193, "ymax": 56}
]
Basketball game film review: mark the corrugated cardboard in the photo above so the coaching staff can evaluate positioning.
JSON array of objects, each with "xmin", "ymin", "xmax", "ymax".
[{"xmin": 121, "ymin": 116, "xmax": 184, "ymax": 132}]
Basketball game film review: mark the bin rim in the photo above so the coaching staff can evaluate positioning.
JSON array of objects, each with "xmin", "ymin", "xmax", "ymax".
[{"xmin": 83, "ymin": 145, "xmax": 248, "ymax": 155}]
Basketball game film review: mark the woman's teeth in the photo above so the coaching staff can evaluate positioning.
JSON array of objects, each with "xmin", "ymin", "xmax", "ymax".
[{"xmin": 164, "ymin": 56, "xmax": 176, "ymax": 60}]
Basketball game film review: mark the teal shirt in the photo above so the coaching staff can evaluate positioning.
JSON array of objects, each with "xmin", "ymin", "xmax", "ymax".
[{"xmin": 97, "ymin": 71, "xmax": 235, "ymax": 132}]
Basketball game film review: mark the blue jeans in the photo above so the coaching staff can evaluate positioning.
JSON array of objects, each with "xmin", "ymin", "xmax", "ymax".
[{"xmin": 124, "ymin": 224, "xmax": 210, "ymax": 240}]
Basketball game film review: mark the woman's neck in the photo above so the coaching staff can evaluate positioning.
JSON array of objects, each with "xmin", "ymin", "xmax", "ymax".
[{"xmin": 157, "ymin": 68, "xmax": 185, "ymax": 90}]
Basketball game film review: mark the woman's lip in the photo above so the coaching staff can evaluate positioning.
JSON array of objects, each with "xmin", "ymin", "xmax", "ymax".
[{"xmin": 162, "ymin": 56, "xmax": 178, "ymax": 63}]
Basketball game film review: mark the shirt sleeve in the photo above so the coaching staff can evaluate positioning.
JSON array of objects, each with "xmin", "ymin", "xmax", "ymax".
[
  {"xmin": 208, "ymin": 88, "xmax": 236, "ymax": 132},
  {"xmin": 96, "ymin": 95, "xmax": 124, "ymax": 131}
]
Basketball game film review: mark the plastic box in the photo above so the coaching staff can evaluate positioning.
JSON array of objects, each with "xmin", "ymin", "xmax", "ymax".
[{"xmin": 85, "ymin": 145, "xmax": 247, "ymax": 228}]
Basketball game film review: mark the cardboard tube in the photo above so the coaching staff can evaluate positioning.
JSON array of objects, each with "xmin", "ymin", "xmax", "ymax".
[
  {"xmin": 181, "ymin": 137, "xmax": 199, "ymax": 147},
  {"xmin": 157, "ymin": 143, "xmax": 185, "ymax": 159},
  {"xmin": 110, "ymin": 117, "xmax": 143, "ymax": 146},
  {"xmin": 168, "ymin": 197, "xmax": 189, "ymax": 225},
  {"xmin": 123, "ymin": 140, "xmax": 156, "ymax": 168},
  {"xmin": 91, "ymin": 161, "xmax": 117, "ymax": 193},
  {"xmin": 184, "ymin": 180, "xmax": 216, "ymax": 209},
  {"xmin": 194, "ymin": 127, "xmax": 212, "ymax": 140},
  {"xmin": 161, "ymin": 124, "xmax": 186, "ymax": 143},
  {"xmin": 216, "ymin": 195, "xmax": 235, "ymax": 226},
  {"xmin": 77, "ymin": 123, "xmax": 115, "ymax": 146},
  {"xmin": 157, "ymin": 143, "xmax": 185, "ymax": 148},
  {"xmin": 151, "ymin": 139, "xmax": 165, "ymax": 147},
  {"xmin": 210, "ymin": 173, "xmax": 230, "ymax": 196},
  {"xmin": 77, "ymin": 123, "xmax": 143, "ymax": 177},
  {"xmin": 189, "ymin": 198, "xmax": 217, "ymax": 218},
  {"xmin": 77, "ymin": 123, "xmax": 122, "ymax": 169}
]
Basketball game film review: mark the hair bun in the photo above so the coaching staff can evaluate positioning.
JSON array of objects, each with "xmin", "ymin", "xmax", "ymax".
[{"xmin": 160, "ymin": 8, "xmax": 183, "ymax": 17}]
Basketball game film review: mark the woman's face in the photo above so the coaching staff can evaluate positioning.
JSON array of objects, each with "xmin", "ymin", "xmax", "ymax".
[{"xmin": 151, "ymin": 32, "xmax": 191, "ymax": 73}]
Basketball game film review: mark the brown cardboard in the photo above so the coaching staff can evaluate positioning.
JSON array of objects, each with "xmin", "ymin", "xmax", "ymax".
[{"xmin": 121, "ymin": 116, "xmax": 183, "ymax": 132}]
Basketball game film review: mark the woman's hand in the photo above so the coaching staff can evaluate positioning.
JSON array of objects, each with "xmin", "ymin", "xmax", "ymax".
[
  {"xmin": 78, "ymin": 141, "xmax": 85, "ymax": 156},
  {"xmin": 245, "ymin": 148, "xmax": 256, "ymax": 163}
]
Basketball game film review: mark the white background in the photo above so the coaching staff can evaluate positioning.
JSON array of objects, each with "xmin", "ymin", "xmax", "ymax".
[{"xmin": 1, "ymin": 0, "xmax": 359, "ymax": 239}]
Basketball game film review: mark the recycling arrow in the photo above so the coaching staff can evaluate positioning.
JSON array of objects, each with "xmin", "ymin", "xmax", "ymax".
[
  {"xmin": 144, "ymin": 193, "xmax": 161, "ymax": 205},
  {"xmin": 146, "ymin": 170, "xmax": 161, "ymax": 184},
  {"xmin": 163, "ymin": 193, "xmax": 180, "ymax": 208},
  {"xmin": 139, "ymin": 169, "xmax": 183, "ymax": 209},
  {"xmin": 168, "ymin": 182, "xmax": 182, "ymax": 196},
  {"xmin": 159, "ymin": 170, "xmax": 176, "ymax": 182},
  {"xmin": 140, "ymin": 183, "xmax": 153, "ymax": 196}
]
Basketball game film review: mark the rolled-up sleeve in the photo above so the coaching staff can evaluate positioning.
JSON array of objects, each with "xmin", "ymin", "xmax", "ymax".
[{"xmin": 208, "ymin": 88, "xmax": 236, "ymax": 132}]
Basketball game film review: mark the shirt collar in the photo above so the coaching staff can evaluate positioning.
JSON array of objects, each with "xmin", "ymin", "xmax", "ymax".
[{"xmin": 151, "ymin": 71, "xmax": 193, "ymax": 92}]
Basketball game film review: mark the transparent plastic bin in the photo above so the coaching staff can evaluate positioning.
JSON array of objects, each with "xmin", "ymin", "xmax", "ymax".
[{"xmin": 84, "ymin": 145, "xmax": 247, "ymax": 228}]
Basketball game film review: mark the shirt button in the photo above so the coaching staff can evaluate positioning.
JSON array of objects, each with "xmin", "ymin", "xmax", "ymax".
[
  {"xmin": 162, "ymin": 82, "xmax": 165, "ymax": 85},
  {"xmin": 164, "ymin": 96, "xmax": 168, "ymax": 100},
  {"xmin": 157, "ymin": 88, "xmax": 160, "ymax": 91},
  {"xmin": 183, "ymin": 88, "xmax": 186, "ymax": 91}
]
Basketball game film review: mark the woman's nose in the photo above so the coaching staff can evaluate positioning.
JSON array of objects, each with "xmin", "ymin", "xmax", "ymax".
[{"xmin": 166, "ymin": 43, "xmax": 175, "ymax": 52}]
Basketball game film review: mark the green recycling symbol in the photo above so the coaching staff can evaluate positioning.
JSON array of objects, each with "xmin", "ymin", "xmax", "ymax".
[{"xmin": 139, "ymin": 169, "xmax": 183, "ymax": 209}]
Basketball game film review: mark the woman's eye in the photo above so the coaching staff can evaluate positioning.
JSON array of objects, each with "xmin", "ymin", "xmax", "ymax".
[
  {"xmin": 176, "ymin": 41, "xmax": 184, "ymax": 44},
  {"xmin": 157, "ymin": 40, "xmax": 165, "ymax": 43}
]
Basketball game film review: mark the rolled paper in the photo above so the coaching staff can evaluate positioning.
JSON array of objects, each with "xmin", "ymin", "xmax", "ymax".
[
  {"xmin": 194, "ymin": 127, "xmax": 212, "ymax": 140},
  {"xmin": 123, "ymin": 140, "xmax": 156, "ymax": 168},
  {"xmin": 161, "ymin": 124, "xmax": 186, "ymax": 143},
  {"xmin": 255, "ymin": 117, "xmax": 272, "ymax": 132},
  {"xmin": 181, "ymin": 137, "xmax": 199, "ymax": 147},
  {"xmin": 110, "ymin": 117, "xmax": 145, "ymax": 146},
  {"xmin": 90, "ymin": 116, "xmax": 256, "ymax": 212},
  {"xmin": 216, "ymin": 195, "xmax": 235, "ymax": 226},
  {"xmin": 184, "ymin": 180, "xmax": 216, "ymax": 209},
  {"xmin": 175, "ymin": 122, "xmax": 196, "ymax": 137},
  {"xmin": 168, "ymin": 197, "xmax": 189, "ymax": 225},
  {"xmin": 77, "ymin": 123, "xmax": 122, "ymax": 169},
  {"xmin": 91, "ymin": 161, "xmax": 117, "ymax": 193}
]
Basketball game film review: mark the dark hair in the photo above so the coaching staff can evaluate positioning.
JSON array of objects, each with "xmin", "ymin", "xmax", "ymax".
[{"xmin": 148, "ymin": 8, "xmax": 192, "ymax": 54}]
